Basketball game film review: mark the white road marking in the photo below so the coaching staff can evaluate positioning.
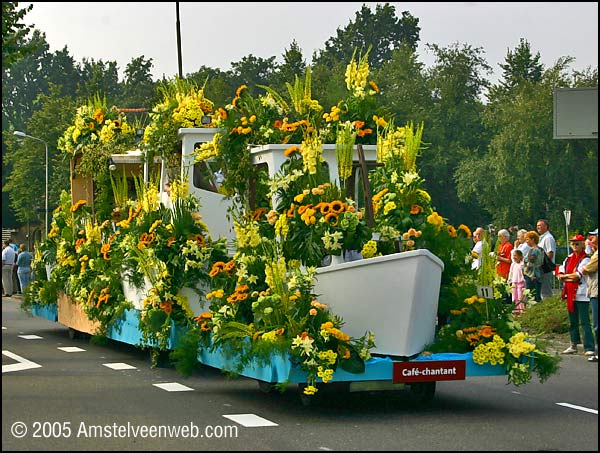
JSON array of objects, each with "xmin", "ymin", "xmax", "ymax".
[
  {"xmin": 223, "ymin": 414, "xmax": 278, "ymax": 427},
  {"xmin": 153, "ymin": 382, "xmax": 194, "ymax": 392},
  {"xmin": 18, "ymin": 334, "xmax": 43, "ymax": 340},
  {"xmin": 2, "ymin": 350, "xmax": 42, "ymax": 373},
  {"xmin": 556, "ymin": 402, "xmax": 598, "ymax": 415},
  {"xmin": 57, "ymin": 346, "xmax": 86, "ymax": 352},
  {"xmin": 103, "ymin": 362, "xmax": 136, "ymax": 370}
]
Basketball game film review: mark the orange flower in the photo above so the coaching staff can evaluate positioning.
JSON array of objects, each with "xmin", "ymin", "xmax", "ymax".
[
  {"xmin": 284, "ymin": 145, "xmax": 299, "ymax": 157},
  {"xmin": 167, "ymin": 237, "xmax": 175, "ymax": 247},
  {"xmin": 286, "ymin": 203, "xmax": 296, "ymax": 218},
  {"xmin": 75, "ymin": 238, "xmax": 85, "ymax": 252},
  {"xmin": 447, "ymin": 225, "xmax": 457, "ymax": 237},
  {"xmin": 209, "ymin": 261, "xmax": 226, "ymax": 277},
  {"xmin": 329, "ymin": 200, "xmax": 345, "ymax": 214},
  {"xmin": 252, "ymin": 207, "xmax": 267, "ymax": 221},
  {"xmin": 137, "ymin": 232, "xmax": 155, "ymax": 250},
  {"xmin": 410, "ymin": 205, "xmax": 423, "ymax": 215},
  {"xmin": 217, "ymin": 107, "xmax": 228, "ymax": 120},
  {"xmin": 478, "ymin": 325, "xmax": 496, "ymax": 338},
  {"xmin": 70, "ymin": 200, "xmax": 87, "ymax": 212},
  {"xmin": 324, "ymin": 212, "xmax": 339, "ymax": 226},
  {"xmin": 191, "ymin": 233, "xmax": 206, "ymax": 247},
  {"xmin": 319, "ymin": 203, "xmax": 331, "ymax": 215},
  {"xmin": 93, "ymin": 108, "xmax": 104, "ymax": 124},
  {"xmin": 236, "ymin": 84, "xmax": 247, "ymax": 97},
  {"xmin": 160, "ymin": 300, "xmax": 173, "ymax": 315},
  {"xmin": 101, "ymin": 243, "xmax": 111, "ymax": 260}
]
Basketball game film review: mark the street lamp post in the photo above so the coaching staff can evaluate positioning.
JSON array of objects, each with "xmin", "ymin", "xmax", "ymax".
[
  {"xmin": 563, "ymin": 209, "xmax": 571, "ymax": 259},
  {"xmin": 13, "ymin": 131, "xmax": 49, "ymax": 238}
]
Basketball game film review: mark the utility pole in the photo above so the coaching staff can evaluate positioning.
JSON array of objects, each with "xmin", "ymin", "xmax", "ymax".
[{"xmin": 176, "ymin": 2, "xmax": 183, "ymax": 78}]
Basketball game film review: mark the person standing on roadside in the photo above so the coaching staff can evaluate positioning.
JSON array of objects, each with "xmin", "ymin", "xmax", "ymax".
[
  {"xmin": 2, "ymin": 240, "xmax": 17, "ymax": 297},
  {"xmin": 16, "ymin": 244, "xmax": 33, "ymax": 293},
  {"xmin": 514, "ymin": 228, "xmax": 531, "ymax": 257},
  {"xmin": 495, "ymin": 229, "xmax": 513, "ymax": 279},
  {"xmin": 557, "ymin": 234, "xmax": 594, "ymax": 358},
  {"xmin": 582, "ymin": 228, "xmax": 598, "ymax": 362},
  {"xmin": 537, "ymin": 219, "xmax": 557, "ymax": 300},
  {"xmin": 471, "ymin": 227, "xmax": 484, "ymax": 270},
  {"xmin": 523, "ymin": 231, "xmax": 544, "ymax": 303}
]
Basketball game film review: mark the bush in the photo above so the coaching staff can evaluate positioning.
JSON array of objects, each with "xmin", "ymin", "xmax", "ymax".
[{"xmin": 518, "ymin": 295, "xmax": 569, "ymax": 335}]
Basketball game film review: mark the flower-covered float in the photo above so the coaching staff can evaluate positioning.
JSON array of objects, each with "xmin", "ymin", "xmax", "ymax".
[{"xmin": 26, "ymin": 48, "xmax": 559, "ymax": 402}]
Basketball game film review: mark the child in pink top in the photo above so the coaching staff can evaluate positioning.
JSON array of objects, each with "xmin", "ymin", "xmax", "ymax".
[{"xmin": 509, "ymin": 249, "xmax": 526, "ymax": 314}]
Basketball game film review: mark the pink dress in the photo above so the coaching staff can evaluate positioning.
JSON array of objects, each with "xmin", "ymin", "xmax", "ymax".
[{"xmin": 508, "ymin": 261, "xmax": 526, "ymax": 314}]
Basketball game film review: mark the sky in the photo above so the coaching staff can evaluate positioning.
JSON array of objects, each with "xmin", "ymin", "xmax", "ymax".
[{"xmin": 24, "ymin": 2, "xmax": 598, "ymax": 85}]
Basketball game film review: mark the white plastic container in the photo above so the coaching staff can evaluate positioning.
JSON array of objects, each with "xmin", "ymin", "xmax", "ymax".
[{"xmin": 314, "ymin": 249, "xmax": 444, "ymax": 357}]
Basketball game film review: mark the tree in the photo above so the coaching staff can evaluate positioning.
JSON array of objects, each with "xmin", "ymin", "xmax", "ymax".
[
  {"xmin": 420, "ymin": 43, "xmax": 493, "ymax": 225},
  {"xmin": 313, "ymin": 4, "xmax": 420, "ymax": 70},
  {"xmin": 3, "ymin": 85, "xmax": 75, "ymax": 226},
  {"xmin": 120, "ymin": 56, "xmax": 157, "ymax": 109},
  {"xmin": 272, "ymin": 40, "xmax": 307, "ymax": 93},
  {"xmin": 375, "ymin": 44, "xmax": 432, "ymax": 127},
  {"xmin": 77, "ymin": 57, "xmax": 121, "ymax": 103},
  {"xmin": 187, "ymin": 65, "xmax": 234, "ymax": 108},
  {"xmin": 2, "ymin": 2, "xmax": 38, "ymax": 70},
  {"xmin": 2, "ymin": 30, "xmax": 52, "ymax": 132},
  {"xmin": 229, "ymin": 54, "xmax": 278, "ymax": 97},
  {"xmin": 455, "ymin": 57, "xmax": 598, "ymax": 237},
  {"xmin": 498, "ymin": 38, "xmax": 544, "ymax": 90}
]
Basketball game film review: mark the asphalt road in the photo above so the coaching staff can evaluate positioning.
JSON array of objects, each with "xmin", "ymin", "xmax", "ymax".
[{"xmin": 2, "ymin": 297, "xmax": 598, "ymax": 451}]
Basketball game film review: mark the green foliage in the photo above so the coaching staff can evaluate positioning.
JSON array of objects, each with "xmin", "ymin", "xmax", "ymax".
[
  {"xmin": 518, "ymin": 295, "xmax": 570, "ymax": 335},
  {"xmin": 141, "ymin": 78, "xmax": 214, "ymax": 170},
  {"xmin": 457, "ymin": 57, "xmax": 598, "ymax": 233},
  {"xmin": 2, "ymin": 2, "xmax": 37, "ymax": 69},
  {"xmin": 314, "ymin": 4, "xmax": 420, "ymax": 69},
  {"xmin": 170, "ymin": 327, "xmax": 202, "ymax": 377}
]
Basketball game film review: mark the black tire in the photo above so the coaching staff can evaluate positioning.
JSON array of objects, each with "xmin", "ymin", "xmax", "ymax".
[
  {"xmin": 257, "ymin": 381, "xmax": 276, "ymax": 394},
  {"xmin": 410, "ymin": 381, "xmax": 436, "ymax": 403},
  {"xmin": 68, "ymin": 327, "xmax": 80, "ymax": 340}
]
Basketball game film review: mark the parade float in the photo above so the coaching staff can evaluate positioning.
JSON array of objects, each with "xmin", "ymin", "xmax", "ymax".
[{"xmin": 25, "ymin": 49, "xmax": 559, "ymax": 403}]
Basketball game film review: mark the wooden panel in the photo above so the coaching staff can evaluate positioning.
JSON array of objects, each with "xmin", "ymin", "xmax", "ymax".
[{"xmin": 57, "ymin": 292, "xmax": 100, "ymax": 335}]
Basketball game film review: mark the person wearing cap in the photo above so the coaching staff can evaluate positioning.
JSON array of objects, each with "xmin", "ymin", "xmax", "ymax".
[
  {"xmin": 582, "ymin": 228, "xmax": 598, "ymax": 362},
  {"xmin": 557, "ymin": 234, "xmax": 594, "ymax": 357}
]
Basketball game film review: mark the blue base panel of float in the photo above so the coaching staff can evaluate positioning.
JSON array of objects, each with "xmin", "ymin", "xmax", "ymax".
[
  {"xmin": 197, "ymin": 348, "xmax": 506, "ymax": 384},
  {"xmin": 30, "ymin": 303, "xmax": 180, "ymax": 349},
  {"xmin": 106, "ymin": 309, "xmax": 183, "ymax": 349},
  {"xmin": 30, "ymin": 303, "xmax": 58, "ymax": 322},
  {"xmin": 30, "ymin": 303, "xmax": 505, "ymax": 383}
]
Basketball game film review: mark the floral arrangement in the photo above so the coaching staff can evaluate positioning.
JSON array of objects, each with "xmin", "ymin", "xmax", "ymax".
[
  {"xmin": 29, "ymin": 45, "xmax": 560, "ymax": 392},
  {"xmin": 57, "ymin": 94, "xmax": 136, "ymax": 176},
  {"xmin": 185, "ymin": 217, "xmax": 374, "ymax": 394},
  {"xmin": 427, "ymin": 242, "xmax": 560, "ymax": 386},
  {"xmin": 27, "ymin": 176, "xmax": 229, "ymax": 353},
  {"xmin": 142, "ymin": 78, "xmax": 215, "ymax": 168},
  {"xmin": 109, "ymin": 176, "xmax": 229, "ymax": 353},
  {"xmin": 267, "ymin": 153, "xmax": 372, "ymax": 267},
  {"xmin": 27, "ymin": 190, "xmax": 132, "ymax": 333}
]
